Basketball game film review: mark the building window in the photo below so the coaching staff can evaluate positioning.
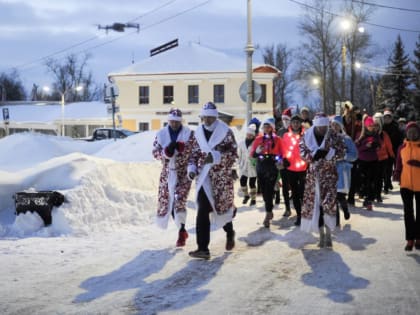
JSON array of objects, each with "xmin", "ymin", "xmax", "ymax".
[
  {"xmin": 139, "ymin": 122, "xmax": 149, "ymax": 131},
  {"xmin": 213, "ymin": 84, "xmax": 224, "ymax": 103},
  {"xmin": 139, "ymin": 86, "xmax": 149, "ymax": 104},
  {"xmin": 257, "ymin": 84, "xmax": 267, "ymax": 103},
  {"xmin": 163, "ymin": 85, "xmax": 174, "ymax": 104},
  {"xmin": 188, "ymin": 85, "xmax": 199, "ymax": 104}
]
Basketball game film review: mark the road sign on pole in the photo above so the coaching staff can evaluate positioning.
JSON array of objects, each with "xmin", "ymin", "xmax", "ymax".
[{"xmin": 239, "ymin": 80, "xmax": 262, "ymax": 103}]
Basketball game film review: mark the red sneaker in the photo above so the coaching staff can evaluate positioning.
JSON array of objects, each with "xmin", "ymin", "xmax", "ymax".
[{"xmin": 176, "ymin": 230, "xmax": 188, "ymax": 247}]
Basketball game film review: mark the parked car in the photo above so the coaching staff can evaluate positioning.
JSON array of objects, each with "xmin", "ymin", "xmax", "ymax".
[{"xmin": 87, "ymin": 128, "xmax": 138, "ymax": 141}]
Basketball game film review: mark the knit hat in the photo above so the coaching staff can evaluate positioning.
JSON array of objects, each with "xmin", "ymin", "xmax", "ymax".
[
  {"xmin": 200, "ymin": 101, "xmax": 218, "ymax": 117},
  {"xmin": 342, "ymin": 100, "xmax": 353, "ymax": 111},
  {"xmin": 398, "ymin": 117, "xmax": 406, "ymax": 123},
  {"xmin": 406, "ymin": 121, "xmax": 419, "ymax": 133},
  {"xmin": 331, "ymin": 115, "xmax": 343, "ymax": 127},
  {"xmin": 313, "ymin": 112, "xmax": 330, "ymax": 127},
  {"xmin": 282, "ymin": 108, "xmax": 292, "ymax": 121},
  {"xmin": 263, "ymin": 117, "xmax": 276, "ymax": 130},
  {"xmin": 246, "ymin": 124, "xmax": 257, "ymax": 135},
  {"xmin": 167, "ymin": 107, "xmax": 183, "ymax": 121},
  {"xmin": 383, "ymin": 110, "xmax": 393, "ymax": 117},
  {"xmin": 364, "ymin": 116, "xmax": 374, "ymax": 127},
  {"xmin": 291, "ymin": 114, "xmax": 302, "ymax": 122},
  {"xmin": 300, "ymin": 106, "xmax": 310, "ymax": 114}
]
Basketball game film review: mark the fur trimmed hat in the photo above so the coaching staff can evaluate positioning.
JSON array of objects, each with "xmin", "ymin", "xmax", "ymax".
[
  {"xmin": 167, "ymin": 108, "xmax": 183, "ymax": 121},
  {"xmin": 282, "ymin": 108, "xmax": 292, "ymax": 120},
  {"xmin": 263, "ymin": 117, "xmax": 276, "ymax": 130},
  {"xmin": 200, "ymin": 101, "xmax": 218, "ymax": 117},
  {"xmin": 246, "ymin": 124, "xmax": 257, "ymax": 135},
  {"xmin": 313, "ymin": 112, "xmax": 330, "ymax": 127}
]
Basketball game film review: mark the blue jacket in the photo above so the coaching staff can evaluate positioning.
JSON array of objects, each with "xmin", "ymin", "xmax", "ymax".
[{"xmin": 337, "ymin": 135, "xmax": 358, "ymax": 193}]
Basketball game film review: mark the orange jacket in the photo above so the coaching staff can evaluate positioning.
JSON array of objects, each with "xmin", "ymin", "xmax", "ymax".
[
  {"xmin": 376, "ymin": 131, "xmax": 395, "ymax": 161},
  {"xmin": 394, "ymin": 140, "xmax": 420, "ymax": 191}
]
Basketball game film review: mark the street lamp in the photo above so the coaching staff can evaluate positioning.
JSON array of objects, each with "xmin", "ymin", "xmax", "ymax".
[
  {"xmin": 340, "ymin": 18, "xmax": 365, "ymax": 102},
  {"xmin": 43, "ymin": 85, "xmax": 83, "ymax": 136}
]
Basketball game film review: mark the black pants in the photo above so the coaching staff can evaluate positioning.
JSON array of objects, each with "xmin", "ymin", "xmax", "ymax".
[
  {"xmin": 358, "ymin": 160, "xmax": 380, "ymax": 202},
  {"xmin": 375, "ymin": 159, "xmax": 387, "ymax": 199},
  {"xmin": 280, "ymin": 168, "xmax": 290, "ymax": 210},
  {"xmin": 348, "ymin": 160, "xmax": 360, "ymax": 202},
  {"xmin": 400, "ymin": 188, "xmax": 420, "ymax": 241},
  {"xmin": 384, "ymin": 158, "xmax": 395, "ymax": 191},
  {"xmin": 240, "ymin": 175, "xmax": 256, "ymax": 189},
  {"xmin": 336, "ymin": 192, "xmax": 349, "ymax": 225},
  {"xmin": 257, "ymin": 160, "xmax": 278, "ymax": 213},
  {"xmin": 286, "ymin": 169, "xmax": 306, "ymax": 216},
  {"xmin": 196, "ymin": 188, "xmax": 233, "ymax": 251}
]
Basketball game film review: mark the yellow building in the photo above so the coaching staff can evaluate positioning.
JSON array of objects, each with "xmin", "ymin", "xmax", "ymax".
[{"xmin": 108, "ymin": 41, "xmax": 280, "ymax": 131}]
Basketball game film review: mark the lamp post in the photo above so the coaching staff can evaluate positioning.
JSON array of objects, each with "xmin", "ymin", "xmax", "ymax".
[
  {"xmin": 340, "ymin": 19, "xmax": 352, "ymax": 102},
  {"xmin": 43, "ymin": 85, "xmax": 83, "ymax": 136},
  {"xmin": 245, "ymin": 0, "xmax": 254, "ymax": 124}
]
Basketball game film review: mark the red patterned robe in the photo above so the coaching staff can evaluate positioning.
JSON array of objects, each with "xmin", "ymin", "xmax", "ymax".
[
  {"xmin": 300, "ymin": 127, "xmax": 345, "ymax": 233},
  {"xmin": 188, "ymin": 121, "xmax": 238, "ymax": 229},
  {"xmin": 152, "ymin": 126, "xmax": 195, "ymax": 229}
]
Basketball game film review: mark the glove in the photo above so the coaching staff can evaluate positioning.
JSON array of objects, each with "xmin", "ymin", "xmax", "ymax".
[
  {"xmin": 176, "ymin": 141, "xmax": 185, "ymax": 153},
  {"xmin": 188, "ymin": 172, "xmax": 196, "ymax": 180},
  {"xmin": 283, "ymin": 158, "xmax": 291, "ymax": 169},
  {"xmin": 231, "ymin": 169, "xmax": 239, "ymax": 181},
  {"xmin": 313, "ymin": 149, "xmax": 328, "ymax": 161},
  {"xmin": 165, "ymin": 141, "xmax": 177, "ymax": 157},
  {"xmin": 204, "ymin": 152, "xmax": 214, "ymax": 164},
  {"xmin": 250, "ymin": 158, "xmax": 257, "ymax": 167},
  {"xmin": 407, "ymin": 159, "xmax": 420, "ymax": 167}
]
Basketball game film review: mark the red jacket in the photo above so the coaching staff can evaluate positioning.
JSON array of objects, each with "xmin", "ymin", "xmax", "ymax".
[
  {"xmin": 250, "ymin": 132, "xmax": 283, "ymax": 159},
  {"xmin": 281, "ymin": 129, "xmax": 307, "ymax": 172}
]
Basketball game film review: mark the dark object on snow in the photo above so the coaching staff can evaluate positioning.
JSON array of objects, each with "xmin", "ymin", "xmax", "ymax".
[{"xmin": 13, "ymin": 191, "xmax": 65, "ymax": 226}]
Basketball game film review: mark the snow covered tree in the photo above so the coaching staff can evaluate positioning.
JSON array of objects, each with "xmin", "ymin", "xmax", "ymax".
[
  {"xmin": 411, "ymin": 35, "xmax": 420, "ymax": 119},
  {"xmin": 378, "ymin": 35, "xmax": 413, "ymax": 118}
]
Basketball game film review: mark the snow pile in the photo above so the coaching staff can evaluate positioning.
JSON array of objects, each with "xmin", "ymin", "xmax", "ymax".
[{"xmin": 0, "ymin": 131, "xmax": 160, "ymax": 237}]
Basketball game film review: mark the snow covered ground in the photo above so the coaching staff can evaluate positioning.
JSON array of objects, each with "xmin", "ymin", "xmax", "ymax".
[{"xmin": 0, "ymin": 131, "xmax": 419, "ymax": 315}]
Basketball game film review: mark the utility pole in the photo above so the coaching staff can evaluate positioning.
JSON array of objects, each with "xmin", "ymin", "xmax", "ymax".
[{"xmin": 245, "ymin": 0, "xmax": 254, "ymax": 125}]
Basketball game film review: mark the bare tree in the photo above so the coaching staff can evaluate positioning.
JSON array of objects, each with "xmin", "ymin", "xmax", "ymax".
[
  {"xmin": 0, "ymin": 69, "xmax": 26, "ymax": 101},
  {"xmin": 44, "ymin": 53, "xmax": 100, "ymax": 102},
  {"xmin": 297, "ymin": 0, "xmax": 338, "ymax": 114},
  {"xmin": 342, "ymin": 0, "xmax": 375, "ymax": 103},
  {"xmin": 261, "ymin": 43, "xmax": 294, "ymax": 118}
]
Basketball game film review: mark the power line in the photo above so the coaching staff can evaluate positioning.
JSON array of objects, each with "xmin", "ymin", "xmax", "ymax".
[
  {"xmin": 288, "ymin": 0, "xmax": 420, "ymax": 33},
  {"xmin": 8, "ymin": 0, "xmax": 181, "ymax": 72},
  {"xmin": 350, "ymin": 0, "xmax": 420, "ymax": 13}
]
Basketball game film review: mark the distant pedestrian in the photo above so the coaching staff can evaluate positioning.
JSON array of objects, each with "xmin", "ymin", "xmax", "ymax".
[
  {"xmin": 281, "ymin": 113, "xmax": 307, "ymax": 225},
  {"xmin": 152, "ymin": 108, "xmax": 195, "ymax": 247},
  {"xmin": 238, "ymin": 123, "xmax": 258, "ymax": 206},
  {"xmin": 393, "ymin": 122, "xmax": 420, "ymax": 251},
  {"xmin": 250, "ymin": 117, "xmax": 283, "ymax": 228},
  {"xmin": 382, "ymin": 109, "xmax": 404, "ymax": 193},
  {"xmin": 355, "ymin": 116, "xmax": 380, "ymax": 210},
  {"xmin": 300, "ymin": 113, "xmax": 345, "ymax": 248},
  {"xmin": 187, "ymin": 102, "xmax": 238, "ymax": 259},
  {"xmin": 330, "ymin": 115, "xmax": 358, "ymax": 226}
]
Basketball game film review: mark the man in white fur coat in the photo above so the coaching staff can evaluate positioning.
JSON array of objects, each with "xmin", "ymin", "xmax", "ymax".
[
  {"xmin": 152, "ymin": 108, "xmax": 195, "ymax": 247},
  {"xmin": 187, "ymin": 102, "xmax": 238, "ymax": 259},
  {"xmin": 299, "ymin": 112, "xmax": 345, "ymax": 248}
]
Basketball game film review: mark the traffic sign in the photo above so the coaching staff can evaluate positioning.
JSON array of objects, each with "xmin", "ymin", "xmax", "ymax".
[{"xmin": 239, "ymin": 80, "xmax": 262, "ymax": 103}]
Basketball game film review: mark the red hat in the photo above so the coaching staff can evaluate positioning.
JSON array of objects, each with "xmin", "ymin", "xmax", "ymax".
[
  {"xmin": 364, "ymin": 116, "xmax": 374, "ymax": 127},
  {"xmin": 282, "ymin": 108, "xmax": 292, "ymax": 120},
  {"xmin": 406, "ymin": 121, "xmax": 419, "ymax": 132}
]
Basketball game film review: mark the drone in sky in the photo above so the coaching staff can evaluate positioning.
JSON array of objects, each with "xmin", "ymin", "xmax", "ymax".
[{"xmin": 97, "ymin": 22, "xmax": 140, "ymax": 33}]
